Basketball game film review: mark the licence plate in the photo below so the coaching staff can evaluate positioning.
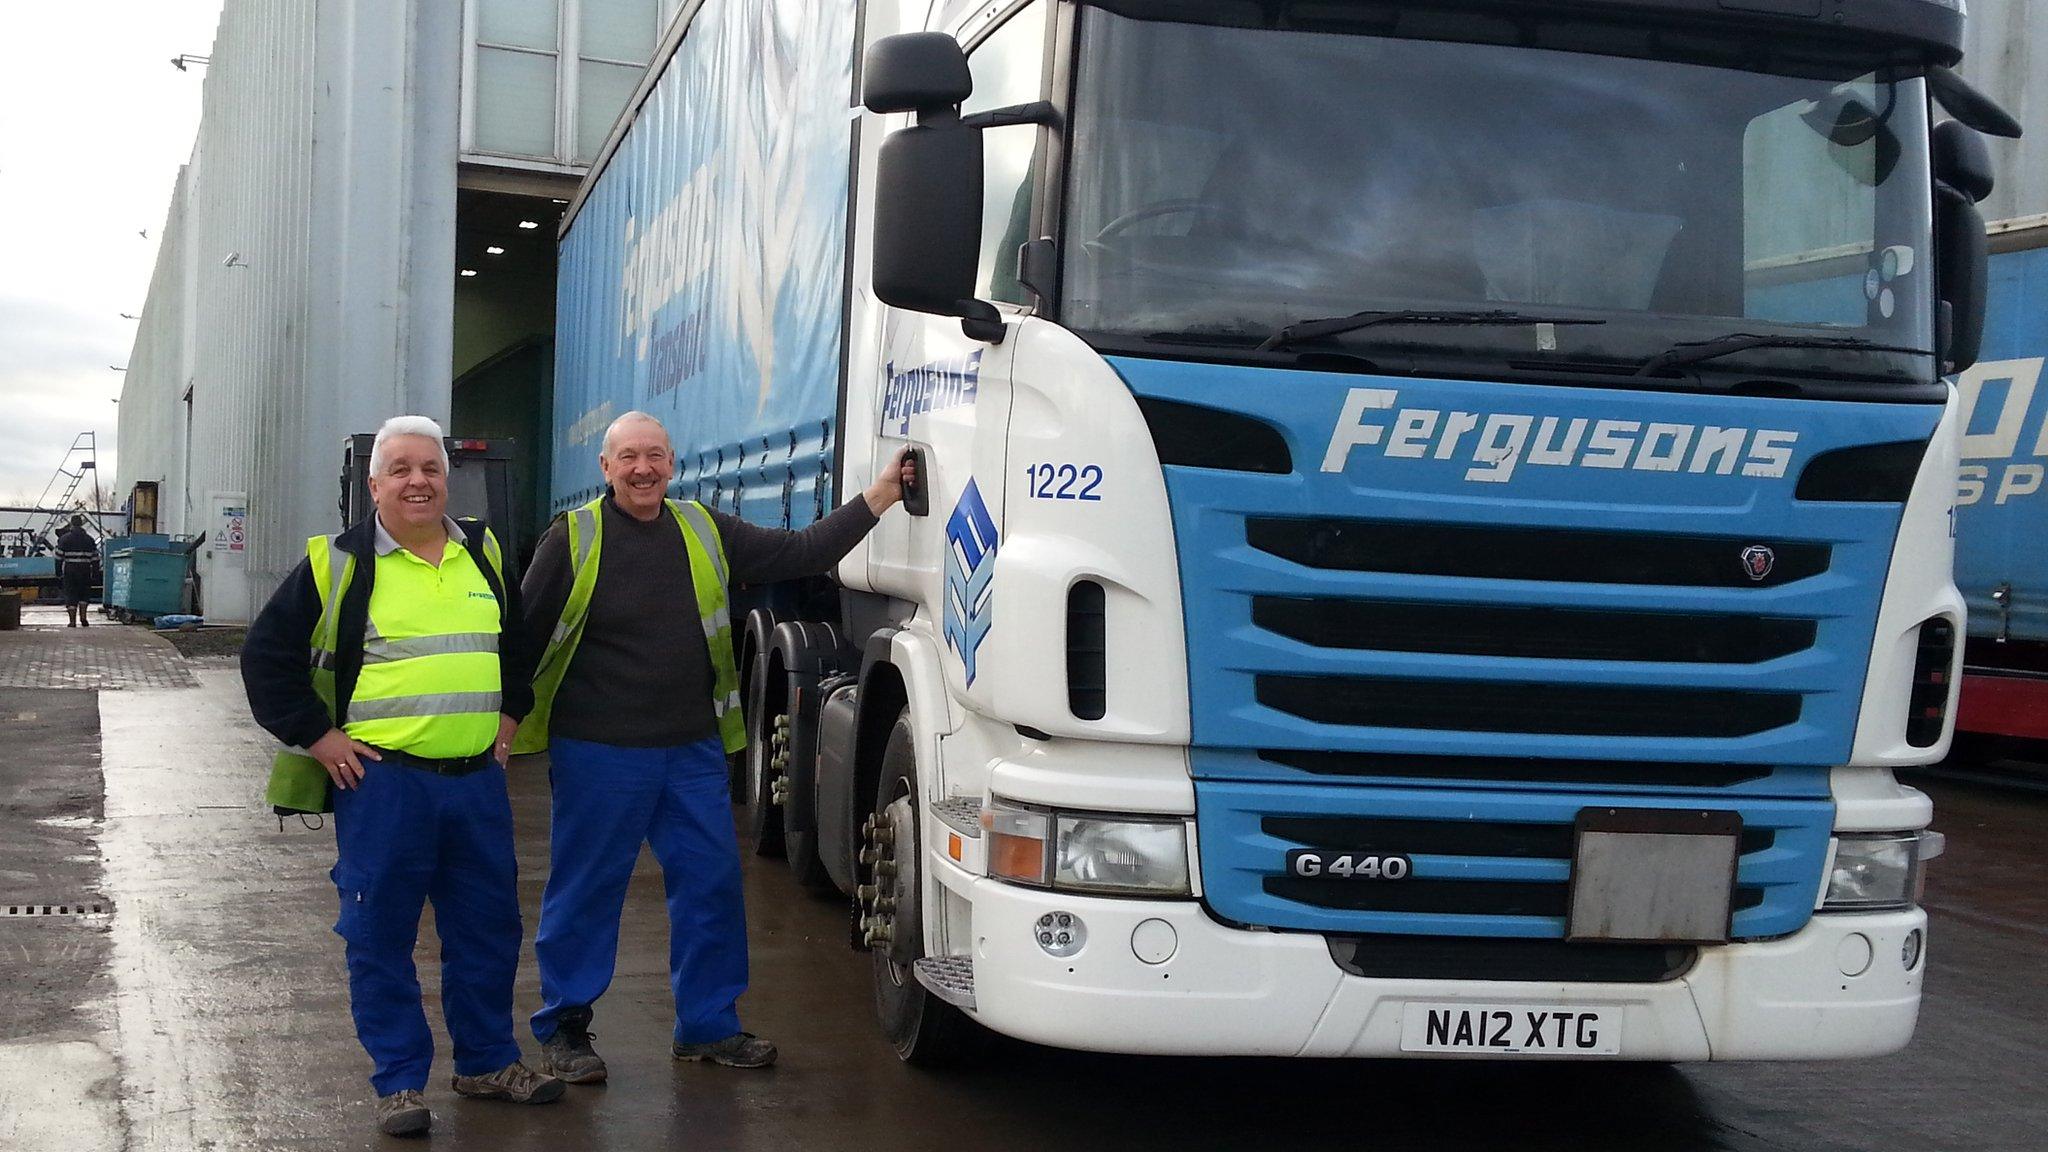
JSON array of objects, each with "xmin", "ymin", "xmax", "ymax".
[{"xmin": 1400, "ymin": 1003, "xmax": 1621, "ymax": 1056}]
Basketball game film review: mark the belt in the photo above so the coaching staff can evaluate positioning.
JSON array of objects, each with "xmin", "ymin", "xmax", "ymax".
[{"xmin": 374, "ymin": 747, "xmax": 494, "ymax": 777}]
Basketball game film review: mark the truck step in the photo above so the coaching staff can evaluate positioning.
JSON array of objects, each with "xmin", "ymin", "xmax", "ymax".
[
  {"xmin": 929, "ymin": 796, "xmax": 982, "ymax": 838},
  {"xmin": 913, "ymin": 955, "xmax": 976, "ymax": 1011}
]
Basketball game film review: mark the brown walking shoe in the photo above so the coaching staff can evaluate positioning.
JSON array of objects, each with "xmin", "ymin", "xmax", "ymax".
[
  {"xmin": 672, "ymin": 1032, "xmax": 778, "ymax": 1068},
  {"xmin": 450, "ymin": 1060, "xmax": 565, "ymax": 1104},
  {"xmin": 539, "ymin": 1006, "xmax": 607, "ymax": 1084},
  {"xmin": 375, "ymin": 1089, "xmax": 432, "ymax": 1136}
]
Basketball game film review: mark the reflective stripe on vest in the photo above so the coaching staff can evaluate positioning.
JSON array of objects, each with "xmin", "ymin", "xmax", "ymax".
[
  {"xmin": 346, "ymin": 690, "xmax": 504, "ymax": 722},
  {"xmin": 361, "ymin": 632, "xmax": 500, "ymax": 664},
  {"xmin": 514, "ymin": 497, "xmax": 745, "ymax": 755}
]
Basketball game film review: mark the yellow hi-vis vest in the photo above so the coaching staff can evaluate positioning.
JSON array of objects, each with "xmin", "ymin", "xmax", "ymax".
[
  {"xmin": 264, "ymin": 525, "xmax": 509, "ymax": 814},
  {"xmin": 512, "ymin": 497, "xmax": 745, "ymax": 756}
]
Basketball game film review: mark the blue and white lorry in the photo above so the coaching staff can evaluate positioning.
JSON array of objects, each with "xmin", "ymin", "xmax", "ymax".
[{"xmin": 553, "ymin": 0, "xmax": 2013, "ymax": 1062}]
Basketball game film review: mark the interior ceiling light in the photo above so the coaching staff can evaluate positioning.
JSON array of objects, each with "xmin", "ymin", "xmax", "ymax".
[
  {"xmin": 517, "ymin": 220, "xmax": 540, "ymax": 230},
  {"xmin": 486, "ymin": 245, "xmax": 506, "ymax": 255},
  {"xmin": 459, "ymin": 269, "xmax": 478, "ymax": 278}
]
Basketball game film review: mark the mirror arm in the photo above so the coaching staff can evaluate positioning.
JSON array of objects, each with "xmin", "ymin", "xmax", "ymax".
[
  {"xmin": 958, "ymin": 101, "xmax": 1061, "ymax": 131},
  {"xmin": 958, "ymin": 301, "xmax": 1006, "ymax": 345},
  {"xmin": 1928, "ymin": 66, "xmax": 2024, "ymax": 140}
]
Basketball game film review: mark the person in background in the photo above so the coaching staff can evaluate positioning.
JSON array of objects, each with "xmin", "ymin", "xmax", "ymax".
[
  {"xmin": 517, "ymin": 410, "xmax": 912, "ymax": 1084},
  {"xmin": 55, "ymin": 515, "xmax": 96, "ymax": 627}
]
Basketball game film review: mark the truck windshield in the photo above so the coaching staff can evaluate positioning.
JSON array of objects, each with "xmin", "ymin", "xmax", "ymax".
[{"xmin": 1060, "ymin": 10, "xmax": 1936, "ymax": 384}]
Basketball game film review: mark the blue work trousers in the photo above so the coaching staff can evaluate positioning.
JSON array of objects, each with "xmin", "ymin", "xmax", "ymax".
[
  {"xmin": 330, "ymin": 760, "xmax": 523, "ymax": 1095},
  {"xmin": 531, "ymin": 736, "xmax": 747, "ymax": 1046}
]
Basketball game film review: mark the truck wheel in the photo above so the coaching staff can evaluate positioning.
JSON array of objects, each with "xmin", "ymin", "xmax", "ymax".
[{"xmin": 864, "ymin": 711, "xmax": 985, "ymax": 1066}]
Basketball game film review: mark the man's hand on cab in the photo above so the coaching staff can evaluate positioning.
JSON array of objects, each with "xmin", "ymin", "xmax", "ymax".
[{"xmin": 864, "ymin": 447, "xmax": 918, "ymax": 515}]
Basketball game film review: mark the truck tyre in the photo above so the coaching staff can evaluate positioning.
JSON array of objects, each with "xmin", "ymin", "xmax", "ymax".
[{"xmin": 867, "ymin": 711, "xmax": 985, "ymax": 1066}]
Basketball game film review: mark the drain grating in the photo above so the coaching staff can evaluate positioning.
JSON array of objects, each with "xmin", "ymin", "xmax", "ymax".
[{"xmin": 5, "ymin": 902, "xmax": 110, "ymax": 917}]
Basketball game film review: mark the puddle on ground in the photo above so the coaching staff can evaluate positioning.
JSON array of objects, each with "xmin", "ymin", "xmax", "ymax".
[{"xmin": 37, "ymin": 816, "xmax": 98, "ymax": 830}]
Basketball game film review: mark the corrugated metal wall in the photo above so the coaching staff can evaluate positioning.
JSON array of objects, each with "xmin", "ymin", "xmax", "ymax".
[
  {"xmin": 1959, "ymin": 0, "xmax": 2044, "ymax": 227},
  {"xmin": 192, "ymin": 0, "xmax": 316, "ymax": 596},
  {"xmin": 114, "ymin": 172, "xmax": 191, "ymax": 520},
  {"xmin": 113, "ymin": 0, "xmax": 316, "ymax": 617},
  {"xmin": 112, "ymin": 0, "xmax": 463, "ymax": 622}
]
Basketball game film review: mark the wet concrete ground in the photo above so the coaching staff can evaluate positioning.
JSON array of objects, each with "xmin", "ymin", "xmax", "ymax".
[{"xmin": 2, "ymin": 607, "xmax": 2045, "ymax": 1150}]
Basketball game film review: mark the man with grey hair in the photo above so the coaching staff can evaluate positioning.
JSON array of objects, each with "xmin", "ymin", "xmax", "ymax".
[
  {"xmin": 243, "ymin": 415, "xmax": 559, "ymax": 1135},
  {"xmin": 516, "ymin": 409, "xmax": 912, "ymax": 1083}
]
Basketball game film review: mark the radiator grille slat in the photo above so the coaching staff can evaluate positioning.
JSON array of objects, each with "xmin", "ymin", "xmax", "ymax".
[
  {"xmin": 1262, "ymin": 875, "xmax": 1767, "ymax": 917},
  {"xmin": 1246, "ymin": 517, "xmax": 1830, "ymax": 588},
  {"xmin": 1257, "ymin": 750, "xmax": 1776, "ymax": 789},
  {"xmin": 1262, "ymin": 816, "xmax": 1776, "ymax": 858},
  {"xmin": 1256, "ymin": 675, "xmax": 1803, "ymax": 738},
  {"xmin": 1253, "ymin": 597, "xmax": 1817, "ymax": 663}
]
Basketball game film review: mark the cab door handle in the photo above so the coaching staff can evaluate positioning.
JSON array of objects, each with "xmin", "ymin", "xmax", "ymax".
[{"xmin": 900, "ymin": 446, "xmax": 930, "ymax": 518}]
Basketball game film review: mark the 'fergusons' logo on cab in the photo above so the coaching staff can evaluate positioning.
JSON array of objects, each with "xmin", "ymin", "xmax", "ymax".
[{"xmin": 1320, "ymin": 387, "xmax": 1801, "ymax": 484}]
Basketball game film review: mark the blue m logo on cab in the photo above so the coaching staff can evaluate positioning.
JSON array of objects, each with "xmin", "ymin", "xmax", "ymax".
[{"xmin": 943, "ymin": 480, "xmax": 998, "ymax": 685}]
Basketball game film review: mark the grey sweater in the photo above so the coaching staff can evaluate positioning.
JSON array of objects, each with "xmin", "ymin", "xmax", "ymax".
[{"xmin": 521, "ymin": 494, "xmax": 879, "ymax": 747}]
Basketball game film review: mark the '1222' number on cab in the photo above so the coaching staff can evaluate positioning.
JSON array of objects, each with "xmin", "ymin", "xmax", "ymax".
[{"xmin": 1025, "ymin": 463, "xmax": 1103, "ymax": 501}]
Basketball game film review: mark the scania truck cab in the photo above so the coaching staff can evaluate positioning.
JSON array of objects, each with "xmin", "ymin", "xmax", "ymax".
[{"xmin": 555, "ymin": 0, "xmax": 2014, "ymax": 1063}]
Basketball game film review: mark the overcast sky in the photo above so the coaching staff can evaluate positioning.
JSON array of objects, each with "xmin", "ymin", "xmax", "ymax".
[{"xmin": 0, "ymin": 2, "xmax": 223, "ymax": 513}]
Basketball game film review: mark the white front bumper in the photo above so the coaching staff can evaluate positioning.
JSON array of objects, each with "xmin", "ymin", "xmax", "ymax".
[{"xmin": 960, "ymin": 874, "xmax": 1926, "ymax": 1060}]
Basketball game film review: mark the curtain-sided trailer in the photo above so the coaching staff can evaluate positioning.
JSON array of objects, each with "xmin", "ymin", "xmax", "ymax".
[{"xmin": 1953, "ymin": 237, "xmax": 2048, "ymax": 744}]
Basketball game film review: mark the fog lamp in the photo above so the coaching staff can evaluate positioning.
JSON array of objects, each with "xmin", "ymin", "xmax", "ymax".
[{"xmin": 1035, "ymin": 910, "xmax": 1086, "ymax": 957}]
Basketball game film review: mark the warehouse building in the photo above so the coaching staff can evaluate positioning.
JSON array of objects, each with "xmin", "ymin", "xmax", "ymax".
[{"xmin": 114, "ymin": 0, "xmax": 679, "ymax": 621}]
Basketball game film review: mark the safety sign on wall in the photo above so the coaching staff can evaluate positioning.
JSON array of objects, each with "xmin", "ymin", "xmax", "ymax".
[
  {"xmin": 209, "ymin": 492, "xmax": 249, "ymax": 569},
  {"xmin": 221, "ymin": 506, "xmax": 247, "ymax": 553}
]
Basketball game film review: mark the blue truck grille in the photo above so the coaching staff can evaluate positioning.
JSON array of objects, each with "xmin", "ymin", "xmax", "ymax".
[{"xmin": 1110, "ymin": 355, "xmax": 1942, "ymax": 940}]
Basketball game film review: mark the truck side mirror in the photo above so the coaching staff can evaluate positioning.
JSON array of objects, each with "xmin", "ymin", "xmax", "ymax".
[
  {"xmin": 864, "ymin": 33, "xmax": 1005, "ymax": 343},
  {"xmin": 872, "ymin": 123, "xmax": 997, "ymax": 339},
  {"xmin": 1933, "ymin": 121, "xmax": 1994, "ymax": 373},
  {"xmin": 863, "ymin": 32, "xmax": 972, "ymax": 116}
]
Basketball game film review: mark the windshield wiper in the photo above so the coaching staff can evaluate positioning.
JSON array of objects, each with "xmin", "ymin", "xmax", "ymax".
[
  {"xmin": 1635, "ymin": 332, "xmax": 1934, "ymax": 377},
  {"xmin": 1256, "ymin": 309, "xmax": 1605, "ymax": 353}
]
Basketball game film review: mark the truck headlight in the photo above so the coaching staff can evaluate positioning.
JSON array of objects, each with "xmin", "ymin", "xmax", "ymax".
[
  {"xmin": 1056, "ymin": 815, "xmax": 1191, "ymax": 895},
  {"xmin": 983, "ymin": 799, "xmax": 1191, "ymax": 897},
  {"xmin": 1823, "ymin": 832, "xmax": 1936, "ymax": 911}
]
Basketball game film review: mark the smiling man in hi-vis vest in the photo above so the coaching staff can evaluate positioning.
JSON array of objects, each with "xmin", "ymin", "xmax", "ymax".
[
  {"xmin": 242, "ymin": 416, "xmax": 558, "ymax": 1137},
  {"xmin": 516, "ymin": 411, "xmax": 911, "ymax": 1084}
]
